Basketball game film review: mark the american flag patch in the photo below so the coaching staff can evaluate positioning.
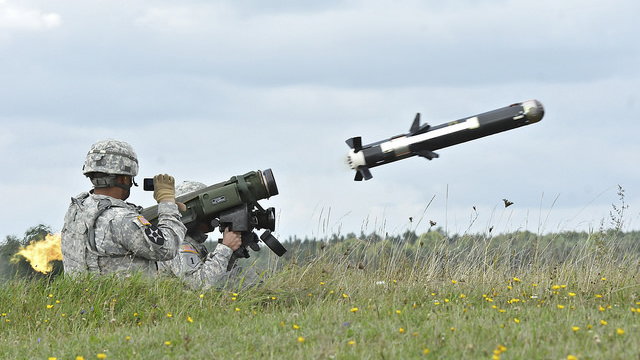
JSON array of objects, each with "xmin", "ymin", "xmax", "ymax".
[
  {"xmin": 137, "ymin": 215, "xmax": 151, "ymax": 226},
  {"xmin": 180, "ymin": 244, "xmax": 198, "ymax": 254}
]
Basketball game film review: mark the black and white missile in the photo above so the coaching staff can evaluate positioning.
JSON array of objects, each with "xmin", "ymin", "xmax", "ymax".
[{"xmin": 346, "ymin": 99, "xmax": 544, "ymax": 181}]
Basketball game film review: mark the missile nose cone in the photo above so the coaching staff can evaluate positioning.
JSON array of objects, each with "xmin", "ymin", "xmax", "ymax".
[{"xmin": 522, "ymin": 99, "xmax": 544, "ymax": 123}]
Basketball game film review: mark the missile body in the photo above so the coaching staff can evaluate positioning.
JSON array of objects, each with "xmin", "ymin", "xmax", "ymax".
[{"xmin": 346, "ymin": 99, "xmax": 544, "ymax": 181}]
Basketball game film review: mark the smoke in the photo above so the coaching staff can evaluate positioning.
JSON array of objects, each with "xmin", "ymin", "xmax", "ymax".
[{"xmin": 10, "ymin": 233, "xmax": 62, "ymax": 274}]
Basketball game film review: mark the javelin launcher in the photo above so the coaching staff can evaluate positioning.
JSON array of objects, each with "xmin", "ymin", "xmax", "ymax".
[
  {"xmin": 346, "ymin": 100, "xmax": 545, "ymax": 180},
  {"xmin": 141, "ymin": 169, "xmax": 286, "ymax": 268}
]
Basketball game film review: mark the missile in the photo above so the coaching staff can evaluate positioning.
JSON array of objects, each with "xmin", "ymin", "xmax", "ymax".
[{"xmin": 346, "ymin": 99, "xmax": 544, "ymax": 181}]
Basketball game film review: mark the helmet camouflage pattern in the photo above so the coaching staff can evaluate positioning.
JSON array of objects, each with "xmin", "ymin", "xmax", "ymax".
[
  {"xmin": 82, "ymin": 139, "xmax": 139, "ymax": 177},
  {"xmin": 175, "ymin": 181, "xmax": 207, "ymax": 197}
]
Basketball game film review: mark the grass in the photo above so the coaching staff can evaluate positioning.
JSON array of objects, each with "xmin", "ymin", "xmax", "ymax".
[{"xmin": 1, "ymin": 229, "xmax": 639, "ymax": 359}]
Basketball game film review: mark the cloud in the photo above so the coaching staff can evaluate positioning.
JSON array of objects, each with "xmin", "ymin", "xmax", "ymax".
[
  {"xmin": 0, "ymin": 0, "xmax": 639, "ymax": 242},
  {"xmin": 0, "ymin": 1, "xmax": 61, "ymax": 31}
]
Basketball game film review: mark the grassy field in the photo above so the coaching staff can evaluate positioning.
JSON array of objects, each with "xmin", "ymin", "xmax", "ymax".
[{"xmin": 1, "ymin": 230, "xmax": 639, "ymax": 360}]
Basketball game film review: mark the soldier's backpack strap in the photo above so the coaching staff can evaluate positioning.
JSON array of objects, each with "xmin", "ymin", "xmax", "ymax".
[{"xmin": 86, "ymin": 198, "xmax": 127, "ymax": 255}]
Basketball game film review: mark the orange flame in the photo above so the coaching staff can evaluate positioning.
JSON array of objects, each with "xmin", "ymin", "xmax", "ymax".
[{"xmin": 11, "ymin": 233, "xmax": 63, "ymax": 274}]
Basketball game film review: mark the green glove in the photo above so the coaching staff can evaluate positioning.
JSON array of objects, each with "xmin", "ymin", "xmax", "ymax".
[{"xmin": 153, "ymin": 174, "xmax": 176, "ymax": 204}]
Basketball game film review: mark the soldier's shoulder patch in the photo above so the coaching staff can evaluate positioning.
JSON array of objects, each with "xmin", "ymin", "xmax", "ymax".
[
  {"xmin": 180, "ymin": 244, "xmax": 198, "ymax": 254},
  {"xmin": 137, "ymin": 215, "xmax": 151, "ymax": 226},
  {"xmin": 144, "ymin": 225, "xmax": 165, "ymax": 246}
]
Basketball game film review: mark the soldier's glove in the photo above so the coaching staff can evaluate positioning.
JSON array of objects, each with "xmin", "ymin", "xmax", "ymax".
[{"xmin": 153, "ymin": 174, "xmax": 176, "ymax": 204}]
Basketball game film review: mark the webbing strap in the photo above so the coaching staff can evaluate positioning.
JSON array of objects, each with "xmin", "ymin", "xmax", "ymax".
[
  {"xmin": 236, "ymin": 173, "xmax": 257, "ymax": 204},
  {"xmin": 87, "ymin": 199, "xmax": 113, "ymax": 254}
]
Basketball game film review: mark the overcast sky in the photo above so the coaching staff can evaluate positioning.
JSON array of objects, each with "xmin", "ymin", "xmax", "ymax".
[{"xmin": 1, "ymin": 0, "xmax": 639, "ymax": 243}]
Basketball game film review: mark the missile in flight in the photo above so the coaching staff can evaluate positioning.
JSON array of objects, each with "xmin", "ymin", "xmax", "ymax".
[{"xmin": 346, "ymin": 99, "xmax": 544, "ymax": 181}]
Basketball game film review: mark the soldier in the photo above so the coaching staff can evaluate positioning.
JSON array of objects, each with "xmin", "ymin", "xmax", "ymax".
[
  {"xmin": 61, "ymin": 139, "xmax": 186, "ymax": 276},
  {"xmin": 159, "ymin": 181, "xmax": 259, "ymax": 290}
]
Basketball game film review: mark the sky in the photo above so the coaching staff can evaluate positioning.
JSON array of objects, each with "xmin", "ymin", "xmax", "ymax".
[{"xmin": 1, "ymin": 0, "xmax": 639, "ymax": 243}]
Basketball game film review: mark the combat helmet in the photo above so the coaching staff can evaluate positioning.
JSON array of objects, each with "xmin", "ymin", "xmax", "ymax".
[
  {"xmin": 83, "ymin": 139, "xmax": 138, "ymax": 188},
  {"xmin": 176, "ymin": 181, "xmax": 207, "ymax": 197}
]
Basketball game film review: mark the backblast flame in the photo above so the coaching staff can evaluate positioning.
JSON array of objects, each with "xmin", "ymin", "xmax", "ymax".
[{"xmin": 11, "ymin": 233, "xmax": 63, "ymax": 274}]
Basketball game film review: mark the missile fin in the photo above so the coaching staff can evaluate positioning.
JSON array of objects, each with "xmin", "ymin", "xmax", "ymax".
[
  {"xmin": 415, "ymin": 150, "xmax": 439, "ymax": 160},
  {"xmin": 346, "ymin": 137, "xmax": 363, "ymax": 152},
  {"xmin": 409, "ymin": 113, "xmax": 421, "ymax": 134},
  {"xmin": 354, "ymin": 167, "xmax": 373, "ymax": 181},
  {"xmin": 410, "ymin": 113, "xmax": 431, "ymax": 135}
]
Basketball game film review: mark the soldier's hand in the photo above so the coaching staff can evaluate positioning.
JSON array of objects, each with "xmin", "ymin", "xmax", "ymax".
[
  {"xmin": 222, "ymin": 228, "xmax": 242, "ymax": 251},
  {"xmin": 153, "ymin": 174, "xmax": 176, "ymax": 204}
]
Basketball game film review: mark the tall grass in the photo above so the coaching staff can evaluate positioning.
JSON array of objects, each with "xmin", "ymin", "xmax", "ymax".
[{"xmin": 2, "ymin": 224, "xmax": 639, "ymax": 359}]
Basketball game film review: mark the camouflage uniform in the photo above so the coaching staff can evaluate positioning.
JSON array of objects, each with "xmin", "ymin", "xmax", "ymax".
[
  {"xmin": 158, "ymin": 181, "xmax": 259, "ymax": 290},
  {"xmin": 61, "ymin": 140, "xmax": 186, "ymax": 276}
]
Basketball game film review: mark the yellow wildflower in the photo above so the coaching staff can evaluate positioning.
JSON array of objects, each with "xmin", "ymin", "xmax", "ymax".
[
  {"xmin": 399, "ymin": 327, "xmax": 405, "ymax": 333},
  {"xmin": 451, "ymin": 280, "xmax": 458, "ymax": 284},
  {"xmin": 568, "ymin": 292, "xmax": 576, "ymax": 297},
  {"xmin": 297, "ymin": 336, "xmax": 305, "ymax": 343},
  {"xmin": 187, "ymin": 316, "xmax": 193, "ymax": 323},
  {"xmin": 97, "ymin": 354, "xmax": 107, "ymax": 359},
  {"xmin": 567, "ymin": 356, "xmax": 578, "ymax": 360},
  {"xmin": 572, "ymin": 326, "xmax": 580, "ymax": 332},
  {"xmin": 423, "ymin": 348, "xmax": 430, "ymax": 355},
  {"xmin": 350, "ymin": 307, "xmax": 359, "ymax": 312},
  {"xmin": 76, "ymin": 357, "xmax": 85, "ymax": 360},
  {"xmin": 514, "ymin": 318, "xmax": 520, "ymax": 324},
  {"xmin": 395, "ymin": 310, "xmax": 402, "ymax": 314},
  {"xmin": 513, "ymin": 277, "xmax": 521, "ymax": 282},
  {"xmin": 600, "ymin": 320, "xmax": 608, "ymax": 326},
  {"xmin": 348, "ymin": 340, "xmax": 356, "ymax": 345},
  {"xmin": 166, "ymin": 313, "xmax": 172, "ymax": 318},
  {"xmin": 164, "ymin": 341, "xmax": 171, "ymax": 346},
  {"xmin": 557, "ymin": 304, "xmax": 565, "ymax": 309},
  {"xmin": 292, "ymin": 324, "xmax": 300, "ymax": 330},
  {"xmin": 616, "ymin": 328, "xmax": 625, "ymax": 335},
  {"xmin": 235, "ymin": 307, "xmax": 241, "ymax": 312}
]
